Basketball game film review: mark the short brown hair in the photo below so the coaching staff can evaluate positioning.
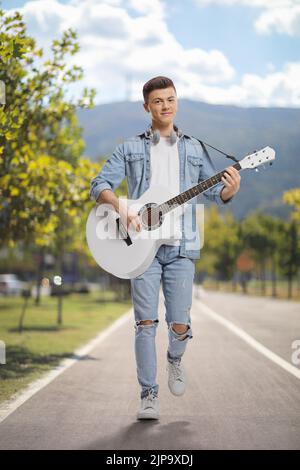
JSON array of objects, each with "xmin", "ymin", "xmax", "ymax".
[{"xmin": 143, "ymin": 76, "xmax": 176, "ymax": 103}]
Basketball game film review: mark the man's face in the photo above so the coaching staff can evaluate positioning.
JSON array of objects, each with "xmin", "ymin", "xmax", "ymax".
[{"xmin": 143, "ymin": 86, "xmax": 177, "ymax": 126}]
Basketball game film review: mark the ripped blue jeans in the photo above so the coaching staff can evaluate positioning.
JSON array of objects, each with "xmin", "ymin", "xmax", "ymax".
[{"xmin": 130, "ymin": 244, "xmax": 195, "ymax": 399}]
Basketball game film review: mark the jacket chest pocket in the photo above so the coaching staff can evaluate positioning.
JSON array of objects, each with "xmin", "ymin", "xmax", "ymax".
[
  {"xmin": 187, "ymin": 155, "xmax": 202, "ymax": 184},
  {"xmin": 125, "ymin": 154, "xmax": 144, "ymax": 180}
]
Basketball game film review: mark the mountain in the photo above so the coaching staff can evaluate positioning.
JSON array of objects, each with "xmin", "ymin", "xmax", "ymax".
[{"xmin": 77, "ymin": 99, "xmax": 300, "ymax": 219}]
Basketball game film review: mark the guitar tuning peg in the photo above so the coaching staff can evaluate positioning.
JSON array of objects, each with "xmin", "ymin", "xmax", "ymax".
[{"xmin": 269, "ymin": 162, "xmax": 273, "ymax": 166}]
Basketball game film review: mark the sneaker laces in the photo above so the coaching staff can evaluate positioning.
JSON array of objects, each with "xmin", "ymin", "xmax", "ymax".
[
  {"xmin": 143, "ymin": 391, "xmax": 157, "ymax": 409},
  {"xmin": 169, "ymin": 361, "xmax": 183, "ymax": 382}
]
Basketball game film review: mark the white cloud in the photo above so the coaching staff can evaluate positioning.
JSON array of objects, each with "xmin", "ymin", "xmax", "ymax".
[
  {"xmin": 127, "ymin": 0, "xmax": 165, "ymax": 17},
  {"xmin": 195, "ymin": 0, "xmax": 300, "ymax": 36},
  {"xmin": 185, "ymin": 62, "xmax": 300, "ymax": 107},
  {"xmin": 196, "ymin": 0, "xmax": 295, "ymax": 5},
  {"xmin": 4, "ymin": 0, "xmax": 300, "ymax": 107},
  {"xmin": 255, "ymin": 4, "xmax": 300, "ymax": 36},
  {"xmin": 5, "ymin": 0, "xmax": 235, "ymax": 102}
]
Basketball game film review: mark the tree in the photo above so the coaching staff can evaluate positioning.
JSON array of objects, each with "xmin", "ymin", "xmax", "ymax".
[
  {"xmin": 0, "ymin": 8, "xmax": 99, "ymax": 322},
  {"xmin": 198, "ymin": 206, "xmax": 241, "ymax": 287},
  {"xmin": 283, "ymin": 188, "xmax": 300, "ymax": 223},
  {"xmin": 282, "ymin": 188, "xmax": 300, "ymax": 298},
  {"xmin": 278, "ymin": 220, "xmax": 300, "ymax": 299},
  {"xmin": 241, "ymin": 213, "xmax": 289, "ymax": 297},
  {"xmin": 0, "ymin": 9, "xmax": 95, "ymax": 249},
  {"xmin": 241, "ymin": 213, "xmax": 274, "ymax": 295}
]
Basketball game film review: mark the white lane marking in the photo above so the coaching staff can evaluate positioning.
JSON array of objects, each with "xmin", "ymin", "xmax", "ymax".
[
  {"xmin": 0, "ymin": 309, "xmax": 133, "ymax": 424},
  {"xmin": 194, "ymin": 298, "xmax": 300, "ymax": 380}
]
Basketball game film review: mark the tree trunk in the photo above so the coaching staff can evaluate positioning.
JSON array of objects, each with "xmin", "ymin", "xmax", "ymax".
[
  {"xmin": 57, "ymin": 294, "xmax": 63, "ymax": 325},
  {"xmin": 35, "ymin": 247, "xmax": 45, "ymax": 306},
  {"xmin": 56, "ymin": 249, "xmax": 64, "ymax": 326},
  {"xmin": 287, "ymin": 274, "xmax": 293, "ymax": 300},
  {"xmin": 240, "ymin": 272, "xmax": 248, "ymax": 294},
  {"xmin": 19, "ymin": 296, "xmax": 29, "ymax": 333},
  {"xmin": 260, "ymin": 261, "xmax": 266, "ymax": 296},
  {"xmin": 271, "ymin": 256, "xmax": 277, "ymax": 298}
]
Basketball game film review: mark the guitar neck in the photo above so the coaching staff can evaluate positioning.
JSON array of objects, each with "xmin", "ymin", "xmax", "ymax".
[{"xmin": 159, "ymin": 161, "xmax": 241, "ymax": 214}]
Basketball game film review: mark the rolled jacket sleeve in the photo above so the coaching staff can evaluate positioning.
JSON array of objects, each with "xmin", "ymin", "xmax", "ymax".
[
  {"xmin": 215, "ymin": 183, "xmax": 233, "ymax": 205},
  {"xmin": 89, "ymin": 143, "xmax": 126, "ymax": 202}
]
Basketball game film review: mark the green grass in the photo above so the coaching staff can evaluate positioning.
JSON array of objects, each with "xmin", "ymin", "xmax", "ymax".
[{"xmin": 0, "ymin": 291, "xmax": 132, "ymax": 403}]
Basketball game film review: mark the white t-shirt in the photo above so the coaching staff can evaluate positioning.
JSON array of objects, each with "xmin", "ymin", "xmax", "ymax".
[{"xmin": 150, "ymin": 136, "xmax": 182, "ymax": 246}]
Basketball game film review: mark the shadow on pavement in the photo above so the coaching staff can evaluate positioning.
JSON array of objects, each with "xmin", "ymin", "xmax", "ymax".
[
  {"xmin": 0, "ymin": 345, "xmax": 73, "ymax": 381},
  {"xmin": 82, "ymin": 420, "xmax": 195, "ymax": 450},
  {"xmin": 8, "ymin": 325, "xmax": 78, "ymax": 333}
]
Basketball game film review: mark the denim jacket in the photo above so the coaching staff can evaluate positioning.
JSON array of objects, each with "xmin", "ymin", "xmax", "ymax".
[{"xmin": 89, "ymin": 125, "xmax": 231, "ymax": 260}]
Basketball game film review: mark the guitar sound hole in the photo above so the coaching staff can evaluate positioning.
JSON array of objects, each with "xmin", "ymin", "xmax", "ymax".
[{"xmin": 139, "ymin": 203, "xmax": 162, "ymax": 230}]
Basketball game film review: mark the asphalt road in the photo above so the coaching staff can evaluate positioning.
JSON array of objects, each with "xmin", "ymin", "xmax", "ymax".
[{"xmin": 0, "ymin": 288, "xmax": 299, "ymax": 450}]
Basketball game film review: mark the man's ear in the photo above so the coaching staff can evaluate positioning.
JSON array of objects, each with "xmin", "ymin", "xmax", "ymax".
[{"xmin": 143, "ymin": 102, "xmax": 150, "ymax": 113}]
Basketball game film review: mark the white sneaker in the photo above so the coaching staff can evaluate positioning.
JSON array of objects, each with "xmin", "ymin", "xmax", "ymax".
[
  {"xmin": 167, "ymin": 359, "xmax": 187, "ymax": 396},
  {"xmin": 137, "ymin": 392, "xmax": 160, "ymax": 420}
]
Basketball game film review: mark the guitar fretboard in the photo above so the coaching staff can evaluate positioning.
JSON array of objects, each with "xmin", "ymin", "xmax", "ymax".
[{"xmin": 159, "ymin": 161, "xmax": 241, "ymax": 214}]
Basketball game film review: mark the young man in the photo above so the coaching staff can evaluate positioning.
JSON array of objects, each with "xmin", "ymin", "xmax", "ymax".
[{"xmin": 89, "ymin": 76, "xmax": 240, "ymax": 420}]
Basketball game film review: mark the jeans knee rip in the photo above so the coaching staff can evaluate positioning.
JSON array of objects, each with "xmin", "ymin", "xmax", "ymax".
[
  {"xmin": 134, "ymin": 319, "xmax": 159, "ymax": 332},
  {"xmin": 169, "ymin": 322, "xmax": 193, "ymax": 342}
]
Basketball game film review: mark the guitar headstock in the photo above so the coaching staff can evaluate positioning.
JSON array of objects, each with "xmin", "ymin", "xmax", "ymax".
[{"xmin": 239, "ymin": 146, "xmax": 275, "ymax": 170}]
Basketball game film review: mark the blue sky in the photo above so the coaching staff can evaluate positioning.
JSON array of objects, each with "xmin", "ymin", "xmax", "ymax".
[
  {"xmin": 2, "ymin": 0, "xmax": 300, "ymax": 107},
  {"xmin": 167, "ymin": 1, "xmax": 300, "ymax": 76}
]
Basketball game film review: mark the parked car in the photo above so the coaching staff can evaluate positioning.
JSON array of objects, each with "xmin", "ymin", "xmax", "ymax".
[
  {"xmin": 50, "ymin": 281, "xmax": 91, "ymax": 296},
  {"xmin": 72, "ymin": 282, "xmax": 90, "ymax": 294},
  {"xmin": 50, "ymin": 283, "xmax": 71, "ymax": 296},
  {"xmin": 0, "ymin": 274, "xmax": 27, "ymax": 296}
]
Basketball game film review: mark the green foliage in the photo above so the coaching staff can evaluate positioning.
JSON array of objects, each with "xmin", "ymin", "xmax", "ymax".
[
  {"xmin": 198, "ymin": 206, "xmax": 299, "ymax": 291},
  {"xmin": 278, "ymin": 220, "xmax": 300, "ymax": 279},
  {"xmin": 283, "ymin": 188, "xmax": 300, "ymax": 223},
  {"xmin": 199, "ymin": 206, "xmax": 241, "ymax": 280},
  {"xmin": 0, "ymin": 8, "xmax": 96, "ymax": 253},
  {"xmin": 240, "ymin": 213, "xmax": 284, "ymax": 262}
]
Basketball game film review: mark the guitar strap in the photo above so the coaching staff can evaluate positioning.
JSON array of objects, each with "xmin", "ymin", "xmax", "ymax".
[{"xmin": 192, "ymin": 136, "xmax": 239, "ymax": 163}]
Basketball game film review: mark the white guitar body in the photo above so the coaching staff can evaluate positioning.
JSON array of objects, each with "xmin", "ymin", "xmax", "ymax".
[
  {"xmin": 86, "ymin": 184, "xmax": 185, "ymax": 279},
  {"xmin": 86, "ymin": 146, "xmax": 275, "ymax": 280}
]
